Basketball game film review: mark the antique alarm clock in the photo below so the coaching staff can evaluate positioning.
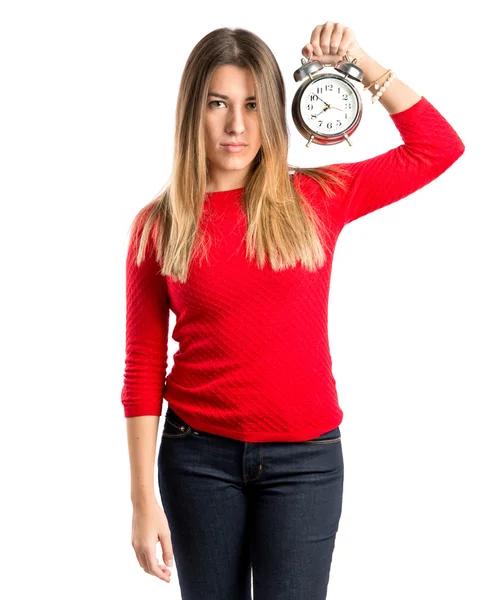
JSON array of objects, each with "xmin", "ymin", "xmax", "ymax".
[{"xmin": 292, "ymin": 52, "xmax": 364, "ymax": 147}]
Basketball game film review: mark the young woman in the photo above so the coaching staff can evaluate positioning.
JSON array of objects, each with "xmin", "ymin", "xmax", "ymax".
[{"xmin": 121, "ymin": 23, "xmax": 465, "ymax": 600}]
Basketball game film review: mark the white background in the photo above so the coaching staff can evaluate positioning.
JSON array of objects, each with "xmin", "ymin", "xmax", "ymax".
[{"xmin": 1, "ymin": 1, "xmax": 494, "ymax": 598}]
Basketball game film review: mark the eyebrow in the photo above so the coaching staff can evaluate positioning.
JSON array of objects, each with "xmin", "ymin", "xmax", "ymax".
[{"xmin": 208, "ymin": 92, "xmax": 256, "ymax": 101}]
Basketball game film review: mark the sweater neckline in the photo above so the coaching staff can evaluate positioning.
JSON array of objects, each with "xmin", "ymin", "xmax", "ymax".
[{"xmin": 206, "ymin": 186, "xmax": 245, "ymax": 196}]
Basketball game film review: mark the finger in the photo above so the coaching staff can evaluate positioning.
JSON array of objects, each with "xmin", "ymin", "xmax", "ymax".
[
  {"xmin": 145, "ymin": 551, "xmax": 171, "ymax": 581},
  {"xmin": 319, "ymin": 21, "xmax": 338, "ymax": 55},
  {"xmin": 134, "ymin": 548, "xmax": 147, "ymax": 571},
  {"xmin": 336, "ymin": 28, "xmax": 354, "ymax": 56},
  {"xmin": 159, "ymin": 531, "xmax": 174, "ymax": 567},
  {"xmin": 309, "ymin": 24, "xmax": 324, "ymax": 56},
  {"xmin": 163, "ymin": 550, "xmax": 174, "ymax": 568},
  {"xmin": 139, "ymin": 549, "xmax": 152, "ymax": 573},
  {"xmin": 302, "ymin": 42, "xmax": 313, "ymax": 58},
  {"xmin": 157, "ymin": 563, "xmax": 172, "ymax": 580},
  {"xmin": 328, "ymin": 22, "xmax": 345, "ymax": 55},
  {"xmin": 136, "ymin": 546, "xmax": 154, "ymax": 575}
]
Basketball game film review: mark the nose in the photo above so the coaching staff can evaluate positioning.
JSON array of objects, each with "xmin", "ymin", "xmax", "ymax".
[{"xmin": 225, "ymin": 106, "xmax": 246, "ymax": 135}]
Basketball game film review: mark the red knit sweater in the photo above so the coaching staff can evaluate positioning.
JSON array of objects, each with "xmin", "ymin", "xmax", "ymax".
[{"xmin": 121, "ymin": 96, "xmax": 465, "ymax": 442}]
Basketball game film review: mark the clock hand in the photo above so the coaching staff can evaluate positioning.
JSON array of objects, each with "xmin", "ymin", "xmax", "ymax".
[
  {"xmin": 314, "ymin": 106, "xmax": 328, "ymax": 117},
  {"xmin": 314, "ymin": 94, "xmax": 331, "ymax": 109},
  {"xmin": 314, "ymin": 94, "xmax": 345, "ymax": 112},
  {"xmin": 313, "ymin": 104, "xmax": 344, "ymax": 119}
]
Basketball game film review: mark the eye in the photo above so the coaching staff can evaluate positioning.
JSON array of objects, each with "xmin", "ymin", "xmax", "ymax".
[{"xmin": 207, "ymin": 101, "xmax": 257, "ymax": 110}]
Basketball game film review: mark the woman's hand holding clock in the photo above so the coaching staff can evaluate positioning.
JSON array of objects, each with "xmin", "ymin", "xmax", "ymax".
[{"xmin": 302, "ymin": 21, "xmax": 367, "ymax": 67}]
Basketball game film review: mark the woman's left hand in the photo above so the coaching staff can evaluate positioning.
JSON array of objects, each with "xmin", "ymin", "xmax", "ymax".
[{"xmin": 302, "ymin": 21, "xmax": 366, "ymax": 66}]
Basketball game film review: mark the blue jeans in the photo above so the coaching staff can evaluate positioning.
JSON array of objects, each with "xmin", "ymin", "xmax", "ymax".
[{"xmin": 157, "ymin": 405, "xmax": 344, "ymax": 600}]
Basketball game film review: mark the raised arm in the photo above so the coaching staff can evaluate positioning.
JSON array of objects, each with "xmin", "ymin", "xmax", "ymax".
[
  {"xmin": 301, "ymin": 25, "xmax": 466, "ymax": 226},
  {"xmin": 336, "ymin": 52, "xmax": 465, "ymax": 226}
]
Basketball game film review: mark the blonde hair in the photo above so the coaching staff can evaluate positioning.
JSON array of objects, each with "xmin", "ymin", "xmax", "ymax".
[{"xmin": 128, "ymin": 27, "xmax": 352, "ymax": 283}]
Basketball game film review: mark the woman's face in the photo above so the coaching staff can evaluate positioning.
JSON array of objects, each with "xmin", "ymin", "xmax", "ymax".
[{"xmin": 204, "ymin": 65, "xmax": 261, "ymax": 192}]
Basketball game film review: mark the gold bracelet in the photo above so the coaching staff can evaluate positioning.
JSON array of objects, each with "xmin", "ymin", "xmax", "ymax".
[{"xmin": 363, "ymin": 69, "xmax": 392, "ymax": 91}]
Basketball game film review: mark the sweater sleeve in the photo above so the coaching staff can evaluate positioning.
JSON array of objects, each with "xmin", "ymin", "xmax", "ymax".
[
  {"xmin": 333, "ymin": 96, "xmax": 465, "ymax": 226},
  {"xmin": 121, "ymin": 223, "xmax": 169, "ymax": 418}
]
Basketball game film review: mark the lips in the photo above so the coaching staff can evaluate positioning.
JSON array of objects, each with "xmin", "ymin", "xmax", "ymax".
[
  {"xmin": 221, "ymin": 143, "xmax": 247, "ymax": 154},
  {"xmin": 221, "ymin": 143, "xmax": 247, "ymax": 147}
]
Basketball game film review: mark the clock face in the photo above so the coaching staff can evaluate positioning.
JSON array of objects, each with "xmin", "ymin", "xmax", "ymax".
[{"xmin": 300, "ymin": 76, "xmax": 359, "ymax": 136}]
